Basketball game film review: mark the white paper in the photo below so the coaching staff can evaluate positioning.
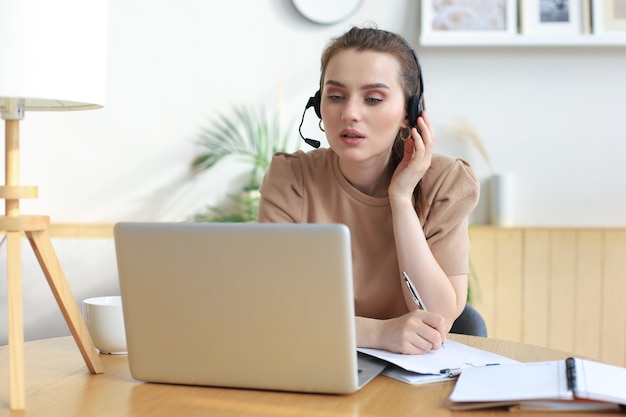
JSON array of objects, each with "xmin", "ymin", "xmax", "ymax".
[
  {"xmin": 449, "ymin": 361, "xmax": 572, "ymax": 403},
  {"xmin": 576, "ymin": 358, "xmax": 626, "ymax": 405},
  {"xmin": 382, "ymin": 366, "xmax": 451, "ymax": 385},
  {"xmin": 449, "ymin": 358, "xmax": 626, "ymax": 410},
  {"xmin": 358, "ymin": 340, "xmax": 519, "ymax": 376}
]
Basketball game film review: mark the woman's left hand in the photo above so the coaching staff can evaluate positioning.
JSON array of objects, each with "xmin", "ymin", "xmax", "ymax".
[{"xmin": 388, "ymin": 111, "xmax": 435, "ymax": 200}]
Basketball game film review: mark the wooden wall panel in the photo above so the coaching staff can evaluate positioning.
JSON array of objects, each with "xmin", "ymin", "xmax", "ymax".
[
  {"xmin": 522, "ymin": 230, "xmax": 550, "ymax": 347},
  {"xmin": 601, "ymin": 230, "xmax": 626, "ymax": 366},
  {"xmin": 574, "ymin": 230, "xmax": 603, "ymax": 361},
  {"xmin": 493, "ymin": 230, "xmax": 523, "ymax": 342},
  {"xmin": 467, "ymin": 227, "xmax": 496, "ymax": 335},
  {"xmin": 470, "ymin": 227, "xmax": 626, "ymax": 367},
  {"xmin": 547, "ymin": 230, "xmax": 577, "ymax": 355}
]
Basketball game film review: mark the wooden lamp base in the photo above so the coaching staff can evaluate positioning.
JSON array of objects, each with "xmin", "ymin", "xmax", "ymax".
[{"xmin": 1, "ymin": 118, "xmax": 103, "ymax": 410}]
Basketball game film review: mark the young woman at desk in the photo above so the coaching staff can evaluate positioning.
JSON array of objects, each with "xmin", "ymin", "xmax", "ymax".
[{"xmin": 257, "ymin": 26, "xmax": 479, "ymax": 355}]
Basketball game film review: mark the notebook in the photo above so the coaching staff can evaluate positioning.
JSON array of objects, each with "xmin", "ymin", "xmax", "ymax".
[
  {"xmin": 448, "ymin": 357, "xmax": 626, "ymax": 412},
  {"xmin": 113, "ymin": 222, "xmax": 386, "ymax": 394}
]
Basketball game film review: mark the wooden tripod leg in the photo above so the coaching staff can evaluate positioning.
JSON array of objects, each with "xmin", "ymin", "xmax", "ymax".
[
  {"xmin": 25, "ymin": 229, "xmax": 104, "ymax": 374},
  {"xmin": 7, "ymin": 231, "xmax": 25, "ymax": 410}
]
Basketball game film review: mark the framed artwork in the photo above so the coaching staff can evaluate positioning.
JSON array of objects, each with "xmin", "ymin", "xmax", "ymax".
[
  {"xmin": 592, "ymin": 0, "xmax": 626, "ymax": 35},
  {"xmin": 421, "ymin": 0, "xmax": 517, "ymax": 38},
  {"xmin": 520, "ymin": 0, "xmax": 583, "ymax": 35}
]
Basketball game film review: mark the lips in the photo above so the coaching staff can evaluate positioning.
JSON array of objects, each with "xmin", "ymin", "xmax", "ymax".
[{"xmin": 340, "ymin": 129, "xmax": 364, "ymax": 140}]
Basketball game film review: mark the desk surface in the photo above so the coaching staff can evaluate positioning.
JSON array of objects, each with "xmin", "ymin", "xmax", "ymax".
[{"xmin": 0, "ymin": 334, "xmax": 596, "ymax": 417}]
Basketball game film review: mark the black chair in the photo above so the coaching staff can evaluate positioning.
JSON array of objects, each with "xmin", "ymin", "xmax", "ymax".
[{"xmin": 450, "ymin": 304, "xmax": 487, "ymax": 337}]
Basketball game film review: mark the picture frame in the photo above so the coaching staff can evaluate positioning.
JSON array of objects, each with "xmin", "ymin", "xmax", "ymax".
[
  {"xmin": 520, "ymin": 0, "xmax": 584, "ymax": 35},
  {"xmin": 592, "ymin": 0, "xmax": 626, "ymax": 35},
  {"xmin": 420, "ymin": 0, "xmax": 517, "ymax": 39}
]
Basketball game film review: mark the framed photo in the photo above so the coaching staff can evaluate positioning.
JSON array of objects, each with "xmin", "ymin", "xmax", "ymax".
[
  {"xmin": 520, "ymin": 0, "xmax": 583, "ymax": 35},
  {"xmin": 592, "ymin": 0, "xmax": 626, "ymax": 35},
  {"xmin": 421, "ymin": 0, "xmax": 517, "ymax": 38}
]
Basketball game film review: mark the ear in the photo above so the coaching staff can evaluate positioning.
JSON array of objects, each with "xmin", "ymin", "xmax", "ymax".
[{"xmin": 400, "ymin": 114, "xmax": 411, "ymax": 129}]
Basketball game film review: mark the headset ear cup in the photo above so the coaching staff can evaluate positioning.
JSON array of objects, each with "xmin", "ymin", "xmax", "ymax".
[
  {"xmin": 313, "ymin": 90, "xmax": 321, "ymax": 119},
  {"xmin": 407, "ymin": 95, "xmax": 419, "ymax": 128}
]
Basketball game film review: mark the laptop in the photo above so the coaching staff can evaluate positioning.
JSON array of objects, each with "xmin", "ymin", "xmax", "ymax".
[{"xmin": 113, "ymin": 222, "xmax": 386, "ymax": 394}]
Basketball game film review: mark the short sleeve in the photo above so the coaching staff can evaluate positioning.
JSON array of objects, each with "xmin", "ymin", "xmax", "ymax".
[
  {"xmin": 417, "ymin": 156, "xmax": 480, "ymax": 276},
  {"xmin": 257, "ymin": 152, "xmax": 305, "ymax": 223}
]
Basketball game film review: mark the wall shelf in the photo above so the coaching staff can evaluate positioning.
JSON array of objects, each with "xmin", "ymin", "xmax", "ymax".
[{"xmin": 420, "ymin": 34, "xmax": 626, "ymax": 47}]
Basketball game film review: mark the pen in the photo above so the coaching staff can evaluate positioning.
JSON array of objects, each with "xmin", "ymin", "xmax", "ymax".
[
  {"xmin": 402, "ymin": 271, "xmax": 445, "ymax": 349},
  {"xmin": 440, "ymin": 363, "xmax": 500, "ymax": 378},
  {"xmin": 402, "ymin": 271, "xmax": 427, "ymax": 311}
]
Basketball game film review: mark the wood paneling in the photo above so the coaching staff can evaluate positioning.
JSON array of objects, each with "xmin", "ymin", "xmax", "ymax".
[
  {"xmin": 48, "ymin": 223, "xmax": 114, "ymax": 238},
  {"xmin": 470, "ymin": 227, "xmax": 626, "ymax": 367}
]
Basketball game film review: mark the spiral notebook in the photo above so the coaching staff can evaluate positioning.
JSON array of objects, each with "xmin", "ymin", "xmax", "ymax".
[{"xmin": 448, "ymin": 357, "xmax": 626, "ymax": 412}]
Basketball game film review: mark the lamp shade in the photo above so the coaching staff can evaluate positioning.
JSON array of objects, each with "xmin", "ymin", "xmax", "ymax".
[{"xmin": 0, "ymin": 0, "xmax": 108, "ymax": 111}]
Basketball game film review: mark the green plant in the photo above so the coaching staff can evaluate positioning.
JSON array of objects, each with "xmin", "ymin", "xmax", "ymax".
[
  {"xmin": 190, "ymin": 189, "xmax": 261, "ymax": 223},
  {"xmin": 467, "ymin": 255, "xmax": 480, "ymax": 304},
  {"xmin": 190, "ymin": 105, "xmax": 297, "ymax": 222}
]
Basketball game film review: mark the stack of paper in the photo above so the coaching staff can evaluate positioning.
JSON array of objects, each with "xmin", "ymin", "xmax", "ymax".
[{"xmin": 357, "ymin": 340, "xmax": 519, "ymax": 385}]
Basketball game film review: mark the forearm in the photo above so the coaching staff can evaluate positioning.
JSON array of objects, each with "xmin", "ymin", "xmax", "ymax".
[
  {"xmin": 355, "ymin": 316, "xmax": 381, "ymax": 349},
  {"xmin": 390, "ymin": 196, "xmax": 462, "ymax": 329}
]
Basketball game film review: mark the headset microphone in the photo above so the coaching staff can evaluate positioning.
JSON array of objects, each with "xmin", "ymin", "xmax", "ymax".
[
  {"xmin": 304, "ymin": 137, "xmax": 321, "ymax": 149},
  {"xmin": 298, "ymin": 93, "xmax": 321, "ymax": 149}
]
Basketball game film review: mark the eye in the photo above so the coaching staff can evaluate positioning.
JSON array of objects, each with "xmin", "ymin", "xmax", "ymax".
[
  {"xmin": 366, "ymin": 97, "xmax": 382, "ymax": 104},
  {"xmin": 328, "ymin": 94, "xmax": 344, "ymax": 101}
]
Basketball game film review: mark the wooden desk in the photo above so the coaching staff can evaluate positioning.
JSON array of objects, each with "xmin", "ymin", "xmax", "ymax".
[{"xmin": 0, "ymin": 335, "xmax": 599, "ymax": 417}]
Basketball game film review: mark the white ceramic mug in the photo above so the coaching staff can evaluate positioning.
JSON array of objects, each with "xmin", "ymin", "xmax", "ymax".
[{"xmin": 83, "ymin": 296, "xmax": 127, "ymax": 354}]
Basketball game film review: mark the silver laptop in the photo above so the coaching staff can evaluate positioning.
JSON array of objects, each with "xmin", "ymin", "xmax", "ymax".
[{"xmin": 113, "ymin": 222, "xmax": 385, "ymax": 394}]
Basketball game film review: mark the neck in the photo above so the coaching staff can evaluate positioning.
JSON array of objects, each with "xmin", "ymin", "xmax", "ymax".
[{"xmin": 338, "ymin": 157, "xmax": 392, "ymax": 198}]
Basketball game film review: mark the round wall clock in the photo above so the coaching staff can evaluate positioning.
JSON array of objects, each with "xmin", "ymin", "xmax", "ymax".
[{"xmin": 292, "ymin": 0, "xmax": 363, "ymax": 25}]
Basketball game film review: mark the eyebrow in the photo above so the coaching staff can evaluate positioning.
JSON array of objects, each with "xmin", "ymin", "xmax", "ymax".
[{"xmin": 324, "ymin": 80, "xmax": 391, "ymax": 90}]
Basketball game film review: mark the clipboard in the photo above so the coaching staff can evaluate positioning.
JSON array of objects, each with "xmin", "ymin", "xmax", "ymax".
[{"xmin": 357, "ymin": 340, "xmax": 519, "ymax": 385}]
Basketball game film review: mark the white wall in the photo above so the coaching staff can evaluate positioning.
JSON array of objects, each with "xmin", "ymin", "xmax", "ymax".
[
  {"xmin": 4, "ymin": 0, "xmax": 625, "ymax": 226},
  {"xmin": 2, "ymin": 0, "xmax": 626, "ymax": 342}
]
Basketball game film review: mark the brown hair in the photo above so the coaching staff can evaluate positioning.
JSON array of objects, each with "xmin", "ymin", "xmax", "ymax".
[{"xmin": 319, "ymin": 25, "xmax": 423, "ymax": 170}]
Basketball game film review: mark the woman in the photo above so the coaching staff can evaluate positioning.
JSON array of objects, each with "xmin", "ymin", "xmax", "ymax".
[{"xmin": 257, "ymin": 26, "xmax": 479, "ymax": 354}]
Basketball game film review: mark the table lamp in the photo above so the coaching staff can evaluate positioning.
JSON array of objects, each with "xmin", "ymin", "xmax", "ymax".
[{"xmin": 0, "ymin": 0, "xmax": 108, "ymax": 410}]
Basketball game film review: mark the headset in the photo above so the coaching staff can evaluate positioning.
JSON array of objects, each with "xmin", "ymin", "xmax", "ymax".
[{"xmin": 298, "ymin": 33, "xmax": 424, "ymax": 149}]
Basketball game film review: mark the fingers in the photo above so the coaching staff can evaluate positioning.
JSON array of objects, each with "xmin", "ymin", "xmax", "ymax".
[
  {"xmin": 403, "ymin": 334, "xmax": 435, "ymax": 355},
  {"xmin": 403, "ymin": 133, "xmax": 416, "ymax": 156},
  {"xmin": 421, "ymin": 312, "xmax": 447, "ymax": 347},
  {"xmin": 387, "ymin": 311, "xmax": 446, "ymax": 355},
  {"xmin": 405, "ymin": 112, "xmax": 433, "ymax": 165},
  {"xmin": 389, "ymin": 113, "xmax": 435, "ymax": 199},
  {"xmin": 410, "ymin": 128, "xmax": 424, "ymax": 154},
  {"xmin": 414, "ymin": 111, "xmax": 435, "ymax": 152}
]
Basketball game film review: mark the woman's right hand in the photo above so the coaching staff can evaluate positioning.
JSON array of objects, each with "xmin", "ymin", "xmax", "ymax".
[
  {"xmin": 388, "ymin": 112, "xmax": 435, "ymax": 202},
  {"xmin": 357, "ymin": 310, "xmax": 447, "ymax": 354}
]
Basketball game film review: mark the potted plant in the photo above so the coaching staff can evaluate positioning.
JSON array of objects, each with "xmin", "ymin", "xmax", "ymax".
[{"xmin": 190, "ymin": 105, "xmax": 297, "ymax": 222}]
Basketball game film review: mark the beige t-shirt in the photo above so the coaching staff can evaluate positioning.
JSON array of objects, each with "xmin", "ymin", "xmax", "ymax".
[{"xmin": 257, "ymin": 148, "xmax": 479, "ymax": 320}]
